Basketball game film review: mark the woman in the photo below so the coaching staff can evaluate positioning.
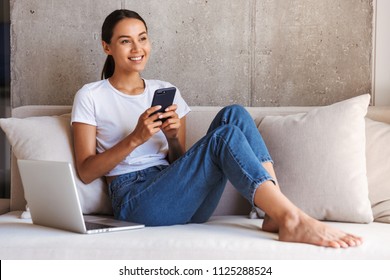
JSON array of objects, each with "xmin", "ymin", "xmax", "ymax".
[{"xmin": 71, "ymin": 9, "xmax": 362, "ymax": 248}]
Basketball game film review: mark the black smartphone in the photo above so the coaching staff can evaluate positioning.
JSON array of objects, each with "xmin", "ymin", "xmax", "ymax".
[{"xmin": 151, "ymin": 87, "xmax": 176, "ymax": 122}]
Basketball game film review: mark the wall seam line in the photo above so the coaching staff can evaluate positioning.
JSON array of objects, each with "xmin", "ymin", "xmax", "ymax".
[
  {"xmin": 249, "ymin": 0, "xmax": 256, "ymax": 107},
  {"xmin": 371, "ymin": 0, "xmax": 377, "ymax": 106}
]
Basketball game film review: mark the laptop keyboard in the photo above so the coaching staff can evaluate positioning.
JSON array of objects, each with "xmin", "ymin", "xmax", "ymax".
[{"xmin": 85, "ymin": 221, "xmax": 113, "ymax": 230}]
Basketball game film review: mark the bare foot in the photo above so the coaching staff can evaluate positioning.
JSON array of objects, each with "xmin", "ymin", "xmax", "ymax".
[
  {"xmin": 278, "ymin": 212, "xmax": 363, "ymax": 248},
  {"xmin": 262, "ymin": 214, "xmax": 279, "ymax": 233}
]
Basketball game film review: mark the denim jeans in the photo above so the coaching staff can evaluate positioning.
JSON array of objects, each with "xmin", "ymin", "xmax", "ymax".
[{"xmin": 108, "ymin": 105, "xmax": 274, "ymax": 226}]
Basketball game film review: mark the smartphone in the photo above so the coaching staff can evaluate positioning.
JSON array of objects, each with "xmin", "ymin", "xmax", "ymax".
[{"xmin": 151, "ymin": 87, "xmax": 176, "ymax": 122}]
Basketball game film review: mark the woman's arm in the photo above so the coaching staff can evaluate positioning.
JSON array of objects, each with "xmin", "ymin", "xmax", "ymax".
[
  {"xmin": 73, "ymin": 123, "xmax": 137, "ymax": 184},
  {"xmin": 73, "ymin": 106, "xmax": 164, "ymax": 184},
  {"xmin": 159, "ymin": 104, "xmax": 187, "ymax": 163},
  {"xmin": 166, "ymin": 117, "xmax": 186, "ymax": 163}
]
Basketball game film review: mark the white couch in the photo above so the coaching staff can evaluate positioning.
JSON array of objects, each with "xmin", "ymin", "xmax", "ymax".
[{"xmin": 1, "ymin": 95, "xmax": 390, "ymax": 259}]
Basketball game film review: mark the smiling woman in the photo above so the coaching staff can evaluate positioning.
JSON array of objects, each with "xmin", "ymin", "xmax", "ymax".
[
  {"xmin": 101, "ymin": 10, "xmax": 149, "ymax": 81},
  {"xmin": 68, "ymin": 9, "xmax": 365, "ymax": 249}
]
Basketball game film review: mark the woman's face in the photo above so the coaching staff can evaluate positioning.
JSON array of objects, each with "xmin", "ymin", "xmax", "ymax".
[{"xmin": 103, "ymin": 18, "xmax": 151, "ymax": 74}]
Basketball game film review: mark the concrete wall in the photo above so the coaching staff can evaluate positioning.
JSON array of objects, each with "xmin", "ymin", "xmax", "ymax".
[
  {"xmin": 10, "ymin": 0, "xmax": 373, "ymax": 107},
  {"xmin": 1, "ymin": 0, "xmax": 11, "ymax": 198},
  {"xmin": 375, "ymin": 0, "xmax": 390, "ymax": 105}
]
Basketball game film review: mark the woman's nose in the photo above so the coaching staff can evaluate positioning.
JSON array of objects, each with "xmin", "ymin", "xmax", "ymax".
[{"xmin": 131, "ymin": 41, "xmax": 140, "ymax": 51}]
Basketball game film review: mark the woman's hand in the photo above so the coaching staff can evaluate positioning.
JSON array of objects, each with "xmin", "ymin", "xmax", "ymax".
[
  {"xmin": 157, "ymin": 104, "xmax": 186, "ymax": 163},
  {"xmin": 159, "ymin": 104, "xmax": 181, "ymax": 140},
  {"xmin": 130, "ymin": 106, "xmax": 165, "ymax": 145}
]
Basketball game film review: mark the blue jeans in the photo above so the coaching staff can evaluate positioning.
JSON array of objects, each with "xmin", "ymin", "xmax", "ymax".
[{"xmin": 108, "ymin": 105, "xmax": 274, "ymax": 226}]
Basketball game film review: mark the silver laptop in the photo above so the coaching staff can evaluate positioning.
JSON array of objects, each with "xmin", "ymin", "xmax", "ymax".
[{"xmin": 17, "ymin": 159, "xmax": 144, "ymax": 234}]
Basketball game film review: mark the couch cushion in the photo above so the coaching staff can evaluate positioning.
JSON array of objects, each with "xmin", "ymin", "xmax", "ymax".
[
  {"xmin": 257, "ymin": 94, "xmax": 373, "ymax": 223},
  {"xmin": 1, "ymin": 211, "xmax": 390, "ymax": 259},
  {"xmin": 0, "ymin": 114, "xmax": 112, "ymax": 215},
  {"xmin": 366, "ymin": 118, "xmax": 390, "ymax": 223}
]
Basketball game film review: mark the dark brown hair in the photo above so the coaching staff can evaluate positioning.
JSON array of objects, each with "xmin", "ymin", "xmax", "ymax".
[{"xmin": 101, "ymin": 10, "xmax": 148, "ymax": 79}]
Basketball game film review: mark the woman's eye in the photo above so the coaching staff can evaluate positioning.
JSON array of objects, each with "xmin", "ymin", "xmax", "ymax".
[
  {"xmin": 140, "ymin": 36, "xmax": 148, "ymax": 42},
  {"xmin": 121, "ymin": 39, "xmax": 131, "ymax": 44}
]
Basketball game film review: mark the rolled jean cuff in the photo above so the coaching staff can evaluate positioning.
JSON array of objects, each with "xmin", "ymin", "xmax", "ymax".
[
  {"xmin": 259, "ymin": 156, "xmax": 274, "ymax": 165},
  {"xmin": 250, "ymin": 175, "xmax": 276, "ymax": 207}
]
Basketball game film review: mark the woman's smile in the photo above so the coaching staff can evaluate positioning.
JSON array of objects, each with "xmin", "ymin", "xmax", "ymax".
[{"xmin": 129, "ymin": 56, "xmax": 143, "ymax": 61}]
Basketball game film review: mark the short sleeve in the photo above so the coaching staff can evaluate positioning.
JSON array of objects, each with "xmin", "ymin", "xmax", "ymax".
[
  {"xmin": 71, "ymin": 85, "xmax": 97, "ymax": 126},
  {"xmin": 173, "ymin": 87, "xmax": 191, "ymax": 119}
]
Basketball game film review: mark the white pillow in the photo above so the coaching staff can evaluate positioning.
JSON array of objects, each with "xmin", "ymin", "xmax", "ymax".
[
  {"xmin": 0, "ymin": 114, "xmax": 112, "ymax": 215},
  {"xmin": 366, "ymin": 118, "xmax": 390, "ymax": 223},
  {"xmin": 257, "ymin": 94, "xmax": 373, "ymax": 223}
]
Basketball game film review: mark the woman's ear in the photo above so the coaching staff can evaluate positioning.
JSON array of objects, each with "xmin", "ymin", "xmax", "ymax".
[{"xmin": 102, "ymin": 41, "xmax": 111, "ymax": 55}]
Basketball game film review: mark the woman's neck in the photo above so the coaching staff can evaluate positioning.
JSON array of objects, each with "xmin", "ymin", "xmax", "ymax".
[{"xmin": 108, "ymin": 72, "xmax": 145, "ymax": 96}]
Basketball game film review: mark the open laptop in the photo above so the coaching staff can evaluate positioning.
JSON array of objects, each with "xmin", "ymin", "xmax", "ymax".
[{"xmin": 17, "ymin": 159, "xmax": 144, "ymax": 234}]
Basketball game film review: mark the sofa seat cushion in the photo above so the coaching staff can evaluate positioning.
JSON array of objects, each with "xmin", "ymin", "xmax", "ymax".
[{"xmin": 0, "ymin": 211, "xmax": 389, "ymax": 260}]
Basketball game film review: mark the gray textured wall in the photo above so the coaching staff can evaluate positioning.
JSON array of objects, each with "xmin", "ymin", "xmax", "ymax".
[{"xmin": 10, "ymin": 0, "xmax": 373, "ymax": 107}]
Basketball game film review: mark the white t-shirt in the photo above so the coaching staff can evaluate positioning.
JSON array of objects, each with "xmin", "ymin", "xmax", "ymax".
[{"xmin": 71, "ymin": 79, "xmax": 191, "ymax": 176}]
